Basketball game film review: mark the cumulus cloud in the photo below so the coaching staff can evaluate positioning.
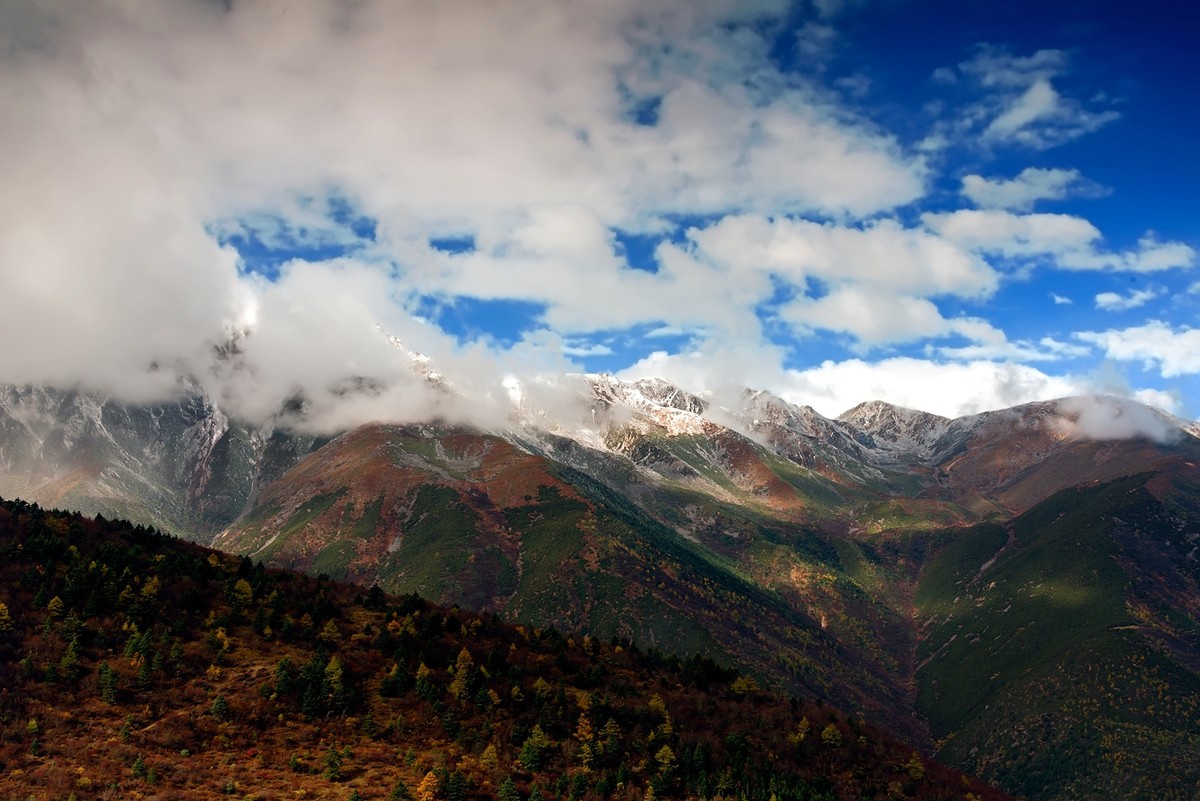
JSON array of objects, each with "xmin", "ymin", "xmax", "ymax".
[
  {"xmin": 961, "ymin": 167, "xmax": 1102, "ymax": 211},
  {"xmin": 619, "ymin": 349, "xmax": 1090, "ymax": 419},
  {"xmin": 687, "ymin": 215, "xmax": 996, "ymax": 297},
  {"xmin": 781, "ymin": 287, "xmax": 1003, "ymax": 348},
  {"xmin": 780, "ymin": 358, "xmax": 1090, "ymax": 418},
  {"xmin": 0, "ymin": 0, "xmax": 1190, "ymax": 435},
  {"xmin": 925, "ymin": 210, "xmax": 1195, "ymax": 273},
  {"xmin": 933, "ymin": 336, "xmax": 1090, "ymax": 363},
  {"xmin": 1076, "ymin": 321, "xmax": 1200, "ymax": 377},
  {"xmin": 0, "ymin": 0, "xmax": 929, "ymax": 426}
]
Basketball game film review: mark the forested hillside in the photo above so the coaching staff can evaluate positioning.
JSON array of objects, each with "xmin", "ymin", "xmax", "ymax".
[{"xmin": 0, "ymin": 499, "xmax": 1006, "ymax": 801}]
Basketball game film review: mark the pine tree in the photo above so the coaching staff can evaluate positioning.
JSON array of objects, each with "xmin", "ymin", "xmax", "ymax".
[
  {"xmin": 448, "ymin": 647, "xmax": 474, "ymax": 701},
  {"xmin": 210, "ymin": 694, "xmax": 230, "ymax": 720},
  {"xmin": 324, "ymin": 744, "xmax": 343, "ymax": 781},
  {"xmin": 98, "ymin": 661, "xmax": 118, "ymax": 704},
  {"xmin": 497, "ymin": 776, "xmax": 520, "ymax": 801},
  {"xmin": 416, "ymin": 771, "xmax": 439, "ymax": 801}
]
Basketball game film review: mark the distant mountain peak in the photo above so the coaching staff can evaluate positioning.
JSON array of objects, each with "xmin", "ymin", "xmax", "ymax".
[{"xmin": 836, "ymin": 399, "xmax": 951, "ymax": 465}]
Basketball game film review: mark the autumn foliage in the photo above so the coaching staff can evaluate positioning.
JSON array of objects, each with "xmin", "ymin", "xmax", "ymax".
[{"xmin": 0, "ymin": 498, "xmax": 1008, "ymax": 800}]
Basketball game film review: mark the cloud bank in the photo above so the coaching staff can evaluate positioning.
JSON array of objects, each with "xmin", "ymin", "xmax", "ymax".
[{"xmin": 0, "ymin": 0, "xmax": 1195, "ymax": 431}]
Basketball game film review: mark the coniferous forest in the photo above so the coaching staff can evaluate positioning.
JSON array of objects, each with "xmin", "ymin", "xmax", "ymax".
[{"xmin": 0, "ymin": 498, "xmax": 1008, "ymax": 801}]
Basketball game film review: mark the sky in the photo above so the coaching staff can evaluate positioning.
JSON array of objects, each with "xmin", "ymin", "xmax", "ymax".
[{"xmin": 1, "ymin": 0, "xmax": 1198, "ymax": 430}]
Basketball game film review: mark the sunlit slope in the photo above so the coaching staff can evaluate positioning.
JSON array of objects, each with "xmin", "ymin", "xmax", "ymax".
[
  {"xmin": 214, "ymin": 422, "xmax": 942, "ymax": 743},
  {"xmin": 915, "ymin": 468, "xmax": 1200, "ymax": 801}
]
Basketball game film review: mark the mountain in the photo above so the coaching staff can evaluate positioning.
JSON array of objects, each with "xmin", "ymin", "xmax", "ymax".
[
  {"xmin": 0, "ymin": 498, "xmax": 1011, "ymax": 801},
  {"xmin": 0, "ymin": 375, "xmax": 1198, "ymax": 800},
  {"xmin": 0, "ymin": 383, "xmax": 323, "ymax": 539},
  {"xmin": 915, "ymin": 466, "xmax": 1200, "ymax": 801}
]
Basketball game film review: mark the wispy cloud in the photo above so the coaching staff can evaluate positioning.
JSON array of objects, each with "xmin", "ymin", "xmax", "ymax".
[
  {"xmin": 936, "ymin": 46, "xmax": 1120, "ymax": 151},
  {"xmin": 1095, "ymin": 288, "xmax": 1159, "ymax": 311},
  {"xmin": 961, "ymin": 167, "xmax": 1106, "ymax": 211}
]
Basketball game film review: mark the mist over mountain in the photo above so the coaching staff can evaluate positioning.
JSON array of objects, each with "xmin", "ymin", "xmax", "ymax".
[{"xmin": 2, "ymin": 368, "xmax": 1199, "ymax": 800}]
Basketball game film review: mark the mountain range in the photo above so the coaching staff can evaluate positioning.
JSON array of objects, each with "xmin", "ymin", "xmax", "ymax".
[{"xmin": 1, "ymin": 371, "xmax": 1198, "ymax": 801}]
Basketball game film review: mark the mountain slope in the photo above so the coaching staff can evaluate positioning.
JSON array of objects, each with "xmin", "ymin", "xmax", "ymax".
[
  {"xmin": 0, "ymin": 499, "xmax": 1011, "ymax": 801},
  {"xmin": 3, "ymin": 376, "xmax": 1200, "ymax": 801},
  {"xmin": 211, "ymin": 422, "xmax": 929, "ymax": 744},
  {"xmin": 915, "ymin": 466, "xmax": 1200, "ymax": 801},
  {"xmin": 0, "ymin": 384, "xmax": 322, "ymax": 539}
]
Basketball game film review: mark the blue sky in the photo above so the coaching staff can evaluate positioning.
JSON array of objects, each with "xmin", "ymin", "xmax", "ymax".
[{"xmin": 2, "ymin": 0, "xmax": 1197, "ymax": 424}]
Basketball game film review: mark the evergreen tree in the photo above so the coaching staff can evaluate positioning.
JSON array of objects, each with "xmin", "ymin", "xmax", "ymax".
[{"xmin": 98, "ymin": 661, "xmax": 118, "ymax": 704}]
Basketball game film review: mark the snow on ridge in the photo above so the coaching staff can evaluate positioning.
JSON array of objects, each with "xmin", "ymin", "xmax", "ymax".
[{"xmin": 836, "ymin": 400, "xmax": 952, "ymax": 464}]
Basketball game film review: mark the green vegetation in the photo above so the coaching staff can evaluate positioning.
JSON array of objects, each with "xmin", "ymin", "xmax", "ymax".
[
  {"xmin": 916, "ymin": 475, "xmax": 1200, "ymax": 801},
  {"xmin": 350, "ymin": 496, "xmax": 385, "ymax": 539},
  {"xmin": 379, "ymin": 485, "xmax": 484, "ymax": 600},
  {"xmin": 0, "ymin": 497, "xmax": 1009, "ymax": 801}
]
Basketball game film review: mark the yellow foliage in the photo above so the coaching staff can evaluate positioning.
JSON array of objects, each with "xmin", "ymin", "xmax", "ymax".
[
  {"xmin": 730, "ymin": 675, "xmax": 759, "ymax": 696},
  {"xmin": 416, "ymin": 770, "xmax": 440, "ymax": 801},
  {"xmin": 904, "ymin": 751, "xmax": 924, "ymax": 780},
  {"xmin": 787, "ymin": 717, "xmax": 810, "ymax": 746},
  {"xmin": 140, "ymin": 575, "xmax": 161, "ymax": 600}
]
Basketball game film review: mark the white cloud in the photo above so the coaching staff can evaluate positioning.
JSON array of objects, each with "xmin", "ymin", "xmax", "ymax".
[
  {"xmin": 1076, "ymin": 321, "xmax": 1200, "ymax": 377},
  {"xmin": 925, "ymin": 210, "xmax": 1195, "ymax": 273},
  {"xmin": 781, "ymin": 287, "xmax": 1003, "ymax": 348},
  {"xmin": 562, "ymin": 341, "xmax": 615, "ymax": 358},
  {"xmin": 930, "ymin": 67, "xmax": 958, "ymax": 85},
  {"xmin": 1051, "ymin": 293, "xmax": 1073, "ymax": 305},
  {"xmin": 961, "ymin": 167, "xmax": 1100, "ymax": 211},
  {"xmin": 941, "ymin": 47, "xmax": 1119, "ymax": 150},
  {"xmin": 795, "ymin": 22, "xmax": 838, "ymax": 65},
  {"xmin": 933, "ymin": 335, "xmax": 1090, "ymax": 363},
  {"xmin": 985, "ymin": 78, "xmax": 1060, "ymax": 140},
  {"xmin": 958, "ymin": 47, "xmax": 1069, "ymax": 88},
  {"xmin": 688, "ymin": 215, "xmax": 997, "ymax": 297},
  {"xmin": 0, "ymin": 0, "xmax": 1189, "ymax": 434},
  {"xmin": 1056, "ymin": 395, "xmax": 1179, "ymax": 442},
  {"xmin": 1094, "ymin": 288, "xmax": 1159, "ymax": 311},
  {"xmin": 1132, "ymin": 388, "xmax": 1181, "ymax": 415},
  {"xmin": 779, "ymin": 358, "xmax": 1087, "ymax": 418},
  {"xmin": 0, "ymin": 0, "xmax": 928, "ymax": 424}
]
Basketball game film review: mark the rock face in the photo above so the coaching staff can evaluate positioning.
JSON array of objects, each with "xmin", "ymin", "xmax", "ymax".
[
  {"xmin": 838, "ymin": 399, "xmax": 951, "ymax": 464},
  {"xmin": 0, "ymin": 384, "xmax": 321, "ymax": 540}
]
